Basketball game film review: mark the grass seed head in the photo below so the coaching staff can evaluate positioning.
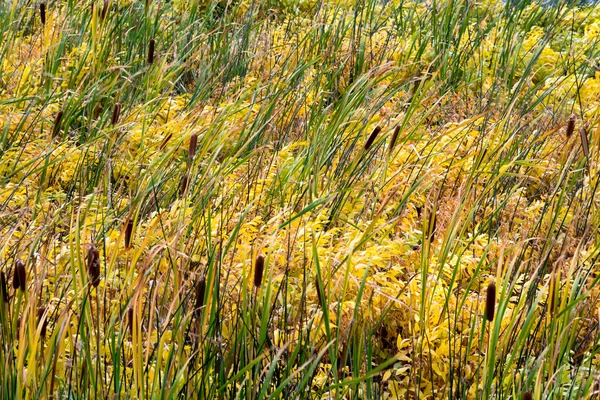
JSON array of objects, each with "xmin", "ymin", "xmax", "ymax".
[
  {"xmin": 86, "ymin": 245, "xmax": 101, "ymax": 288},
  {"xmin": 13, "ymin": 260, "xmax": 26, "ymax": 292},
  {"xmin": 254, "ymin": 255, "xmax": 265, "ymax": 288},
  {"xmin": 188, "ymin": 133, "xmax": 198, "ymax": 161},
  {"xmin": 124, "ymin": 219, "xmax": 133, "ymax": 249},
  {"xmin": 111, "ymin": 103, "xmax": 121, "ymax": 126},
  {"xmin": 40, "ymin": 3, "xmax": 46, "ymax": 25},
  {"xmin": 195, "ymin": 278, "xmax": 206, "ymax": 316},
  {"xmin": 389, "ymin": 125, "xmax": 400, "ymax": 153},
  {"xmin": 364, "ymin": 125, "xmax": 382, "ymax": 150},
  {"xmin": 566, "ymin": 114, "xmax": 575, "ymax": 138},
  {"xmin": 486, "ymin": 282, "xmax": 496, "ymax": 322},
  {"xmin": 147, "ymin": 38, "xmax": 155, "ymax": 64}
]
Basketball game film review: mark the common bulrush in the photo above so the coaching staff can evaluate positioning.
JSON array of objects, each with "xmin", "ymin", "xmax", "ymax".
[
  {"xmin": 566, "ymin": 114, "xmax": 575, "ymax": 138},
  {"xmin": 13, "ymin": 260, "xmax": 26, "ymax": 292},
  {"xmin": 389, "ymin": 125, "xmax": 400, "ymax": 153},
  {"xmin": 86, "ymin": 245, "xmax": 101, "ymax": 288},
  {"xmin": 485, "ymin": 282, "xmax": 496, "ymax": 322},
  {"xmin": 111, "ymin": 102, "xmax": 121, "ymax": 126},
  {"xmin": 40, "ymin": 3, "xmax": 46, "ymax": 25},
  {"xmin": 124, "ymin": 219, "xmax": 133, "ymax": 249},
  {"xmin": 254, "ymin": 255, "xmax": 265, "ymax": 288},
  {"xmin": 52, "ymin": 110, "xmax": 64, "ymax": 138},
  {"xmin": 195, "ymin": 278, "xmax": 206, "ymax": 316},
  {"xmin": 147, "ymin": 38, "xmax": 155, "ymax": 64},
  {"xmin": 188, "ymin": 133, "xmax": 198, "ymax": 162},
  {"xmin": 364, "ymin": 125, "xmax": 382, "ymax": 150}
]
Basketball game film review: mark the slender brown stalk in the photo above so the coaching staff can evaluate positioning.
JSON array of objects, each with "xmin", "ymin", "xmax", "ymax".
[
  {"xmin": 52, "ymin": 110, "xmax": 64, "ymax": 138},
  {"xmin": 580, "ymin": 126, "xmax": 589, "ymax": 158}
]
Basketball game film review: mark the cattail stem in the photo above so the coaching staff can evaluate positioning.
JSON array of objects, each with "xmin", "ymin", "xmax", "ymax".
[
  {"xmin": 364, "ymin": 125, "xmax": 382, "ymax": 150},
  {"xmin": 253, "ymin": 255, "xmax": 265, "ymax": 288},
  {"xmin": 485, "ymin": 282, "xmax": 496, "ymax": 322},
  {"xmin": 147, "ymin": 38, "xmax": 155, "ymax": 65}
]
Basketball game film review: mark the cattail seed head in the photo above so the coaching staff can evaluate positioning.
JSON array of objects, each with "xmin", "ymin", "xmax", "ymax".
[
  {"xmin": 0, "ymin": 272, "xmax": 8, "ymax": 302},
  {"xmin": 253, "ymin": 255, "xmax": 265, "ymax": 288},
  {"xmin": 485, "ymin": 282, "xmax": 496, "ymax": 322},
  {"xmin": 101, "ymin": 0, "xmax": 109, "ymax": 20},
  {"xmin": 40, "ymin": 3, "xmax": 46, "ymax": 25},
  {"xmin": 111, "ymin": 103, "xmax": 121, "ymax": 126},
  {"xmin": 566, "ymin": 114, "xmax": 576, "ymax": 138},
  {"xmin": 179, "ymin": 172, "xmax": 189, "ymax": 197},
  {"xmin": 13, "ymin": 260, "xmax": 26, "ymax": 292},
  {"xmin": 364, "ymin": 125, "xmax": 382, "ymax": 150},
  {"xmin": 127, "ymin": 307, "xmax": 134, "ymax": 336},
  {"xmin": 147, "ymin": 38, "xmax": 155, "ymax": 65},
  {"xmin": 188, "ymin": 134, "xmax": 198, "ymax": 162},
  {"xmin": 86, "ymin": 245, "xmax": 101, "ymax": 288},
  {"xmin": 124, "ymin": 219, "xmax": 133, "ymax": 249},
  {"xmin": 37, "ymin": 307, "xmax": 47, "ymax": 337},
  {"xmin": 522, "ymin": 391, "xmax": 533, "ymax": 400},
  {"xmin": 52, "ymin": 110, "xmax": 64, "ymax": 138},
  {"xmin": 194, "ymin": 278, "xmax": 206, "ymax": 316},
  {"xmin": 389, "ymin": 125, "xmax": 400, "ymax": 153}
]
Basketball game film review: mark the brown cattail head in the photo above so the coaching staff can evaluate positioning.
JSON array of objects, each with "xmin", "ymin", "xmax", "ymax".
[
  {"xmin": 0, "ymin": 272, "xmax": 8, "ymax": 302},
  {"xmin": 52, "ymin": 110, "xmax": 64, "ymax": 138},
  {"xmin": 253, "ymin": 255, "xmax": 265, "ymax": 288},
  {"xmin": 522, "ymin": 391, "xmax": 533, "ymax": 400},
  {"xmin": 40, "ymin": 3, "xmax": 46, "ymax": 25},
  {"xmin": 111, "ymin": 103, "xmax": 121, "ymax": 126},
  {"xmin": 566, "ymin": 114, "xmax": 576, "ymax": 138},
  {"xmin": 485, "ymin": 282, "xmax": 496, "ymax": 322},
  {"xmin": 194, "ymin": 278, "xmax": 206, "ymax": 316},
  {"xmin": 37, "ymin": 307, "xmax": 47, "ymax": 338},
  {"xmin": 127, "ymin": 307, "xmax": 134, "ymax": 336},
  {"xmin": 86, "ymin": 245, "xmax": 101, "ymax": 288},
  {"xmin": 364, "ymin": 125, "xmax": 382, "ymax": 150},
  {"xmin": 13, "ymin": 260, "xmax": 26, "ymax": 292},
  {"xmin": 388, "ymin": 125, "xmax": 400, "ymax": 153},
  {"xmin": 188, "ymin": 134, "xmax": 198, "ymax": 162},
  {"xmin": 580, "ymin": 126, "xmax": 589, "ymax": 158},
  {"xmin": 124, "ymin": 219, "xmax": 133, "ymax": 249},
  {"xmin": 101, "ymin": 0, "xmax": 109, "ymax": 20},
  {"xmin": 180, "ymin": 172, "xmax": 189, "ymax": 197},
  {"xmin": 147, "ymin": 38, "xmax": 155, "ymax": 65}
]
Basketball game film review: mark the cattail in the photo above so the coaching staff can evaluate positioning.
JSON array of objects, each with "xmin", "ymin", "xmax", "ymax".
[
  {"xmin": 364, "ymin": 125, "xmax": 382, "ymax": 150},
  {"xmin": 13, "ymin": 260, "xmax": 26, "ymax": 292},
  {"xmin": 86, "ymin": 245, "xmax": 101, "ymax": 288},
  {"xmin": 315, "ymin": 276, "xmax": 324, "ymax": 307},
  {"xmin": 51, "ymin": 110, "xmax": 64, "ymax": 138},
  {"xmin": 101, "ymin": 0, "xmax": 109, "ymax": 20},
  {"xmin": 127, "ymin": 307, "xmax": 134, "ymax": 336},
  {"xmin": 188, "ymin": 134, "xmax": 198, "ymax": 162},
  {"xmin": 580, "ymin": 126, "xmax": 589, "ymax": 158},
  {"xmin": 485, "ymin": 282, "xmax": 496, "ymax": 322},
  {"xmin": 522, "ymin": 391, "xmax": 533, "ymax": 400},
  {"xmin": 0, "ymin": 272, "xmax": 8, "ymax": 302},
  {"xmin": 124, "ymin": 219, "xmax": 133, "ymax": 249},
  {"xmin": 40, "ymin": 3, "xmax": 46, "ymax": 25},
  {"xmin": 566, "ymin": 114, "xmax": 576, "ymax": 138},
  {"xmin": 388, "ymin": 125, "xmax": 400, "ymax": 153},
  {"xmin": 180, "ymin": 172, "xmax": 189, "ymax": 196},
  {"xmin": 147, "ymin": 38, "xmax": 155, "ymax": 65},
  {"xmin": 37, "ymin": 307, "xmax": 47, "ymax": 337},
  {"xmin": 111, "ymin": 103, "xmax": 121, "ymax": 126},
  {"xmin": 194, "ymin": 278, "xmax": 206, "ymax": 316},
  {"xmin": 253, "ymin": 255, "xmax": 265, "ymax": 288}
]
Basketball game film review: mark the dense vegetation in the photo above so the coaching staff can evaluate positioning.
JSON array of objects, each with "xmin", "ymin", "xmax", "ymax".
[{"xmin": 1, "ymin": 0, "xmax": 600, "ymax": 398}]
